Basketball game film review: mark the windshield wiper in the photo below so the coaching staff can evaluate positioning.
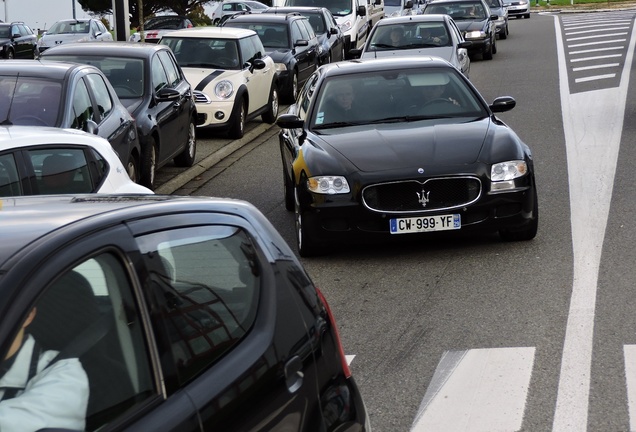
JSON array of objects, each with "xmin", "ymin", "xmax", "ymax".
[{"xmin": 313, "ymin": 121, "xmax": 361, "ymax": 129}]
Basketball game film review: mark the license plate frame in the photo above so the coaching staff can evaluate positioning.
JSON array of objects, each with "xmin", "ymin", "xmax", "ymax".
[{"xmin": 389, "ymin": 214, "xmax": 461, "ymax": 234}]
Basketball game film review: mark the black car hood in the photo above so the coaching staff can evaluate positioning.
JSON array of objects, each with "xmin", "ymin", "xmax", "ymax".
[
  {"xmin": 264, "ymin": 48, "xmax": 292, "ymax": 61},
  {"xmin": 454, "ymin": 20, "xmax": 488, "ymax": 31},
  {"xmin": 316, "ymin": 119, "xmax": 490, "ymax": 172}
]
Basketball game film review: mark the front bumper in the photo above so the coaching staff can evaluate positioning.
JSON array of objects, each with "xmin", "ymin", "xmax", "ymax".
[
  {"xmin": 193, "ymin": 97, "xmax": 234, "ymax": 129},
  {"xmin": 507, "ymin": 4, "xmax": 530, "ymax": 15}
]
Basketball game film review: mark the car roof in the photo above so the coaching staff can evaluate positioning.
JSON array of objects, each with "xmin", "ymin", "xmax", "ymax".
[
  {"xmin": 428, "ymin": 0, "xmax": 486, "ymax": 3},
  {"xmin": 41, "ymin": 42, "xmax": 171, "ymax": 59},
  {"xmin": 0, "ymin": 125, "xmax": 113, "ymax": 152},
  {"xmin": 374, "ymin": 14, "xmax": 447, "ymax": 25},
  {"xmin": 0, "ymin": 195, "xmax": 288, "ymax": 268},
  {"xmin": 226, "ymin": 13, "xmax": 306, "ymax": 23},
  {"xmin": 0, "ymin": 59, "xmax": 93, "ymax": 79},
  {"xmin": 160, "ymin": 26, "xmax": 256, "ymax": 39},
  {"xmin": 322, "ymin": 56, "xmax": 453, "ymax": 77},
  {"xmin": 263, "ymin": 6, "xmax": 328, "ymax": 13}
]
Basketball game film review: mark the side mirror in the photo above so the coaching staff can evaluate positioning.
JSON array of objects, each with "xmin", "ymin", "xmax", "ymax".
[
  {"xmin": 156, "ymin": 87, "xmax": 181, "ymax": 102},
  {"xmin": 489, "ymin": 96, "xmax": 516, "ymax": 113},
  {"xmin": 83, "ymin": 119, "xmax": 99, "ymax": 135},
  {"xmin": 490, "ymin": 14, "xmax": 498, "ymax": 19},
  {"xmin": 276, "ymin": 113, "xmax": 304, "ymax": 129},
  {"xmin": 330, "ymin": 27, "xmax": 338, "ymax": 35},
  {"xmin": 294, "ymin": 39, "xmax": 309, "ymax": 47},
  {"xmin": 405, "ymin": 0, "xmax": 414, "ymax": 7},
  {"xmin": 458, "ymin": 40, "xmax": 472, "ymax": 48},
  {"xmin": 357, "ymin": 5, "xmax": 367, "ymax": 16},
  {"xmin": 251, "ymin": 58, "xmax": 266, "ymax": 71},
  {"xmin": 12, "ymin": 33, "xmax": 20, "ymax": 39},
  {"xmin": 349, "ymin": 48, "xmax": 362, "ymax": 58}
]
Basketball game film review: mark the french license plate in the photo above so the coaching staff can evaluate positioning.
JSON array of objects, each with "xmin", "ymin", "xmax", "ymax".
[{"xmin": 389, "ymin": 214, "xmax": 461, "ymax": 234}]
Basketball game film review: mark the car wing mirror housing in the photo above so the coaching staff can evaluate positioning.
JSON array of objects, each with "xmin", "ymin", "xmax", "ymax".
[
  {"xmin": 458, "ymin": 40, "xmax": 472, "ymax": 48},
  {"xmin": 349, "ymin": 48, "xmax": 362, "ymax": 58},
  {"xmin": 156, "ymin": 87, "xmax": 181, "ymax": 102},
  {"xmin": 250, "ymin": 58, "xmax": 266, "ymax": 72},
  {"xmin": 330, "ymin": 27, "xmax": 338, "ymax": 35},
  {"xmin": 83, "ymin": 119, "xmax": 99, "ymax": 135},
  {"xmin": 277, "ymin": 113, "xmax": 304, "ymax": 129},
  {"xmin": 357, "ymin": 5, "xmax": 367, "ymax": 16},
  {"xmin": 490, "ymin": 96, "xmax": 516, "ymax": 113},
  {"xmin": 295, "ymin": 39, "xmax": 309, "ymax": 47}
]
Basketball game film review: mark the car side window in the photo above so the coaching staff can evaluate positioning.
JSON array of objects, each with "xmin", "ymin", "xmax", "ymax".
[
  {"xmin": 71, "ymin": 79, "xmax": 95, "ymax": 129},
  {"xmin": 157, "ymin": 50, "xmax": 181, "ymax": 88},
  {"xmin": 301, "ymin": 19, "xmax": 316, "ymax": 39},
  {"xmin": 89, "ymin": 148, "xmax": 108, "ymax": 185},
  {"xmin": 291, "ymin": 21, "xmax": 305, "ymax": 43},
  {"xmin": 136, "ymin": 225, "xmax": 261, "ymax": 390},
  {"xmin": 298, "ymin": 72, "xmax": 318, "ymax": 118},
  {"xmin": 4, "ymin": 253, "xmax": 156, "ymax": 431},
  {"xmin": 152, "ymin": 55, "xmax": 170, "ymax": 92},
  {"xmin": 239, "ymin": 35, "xmax": 260, "ymax": 64},
  {"xmin": 0, "ymin": 153, "xmax": 21, "ymax": 196},
  {"xmin": 28, "ymin": 147, "xmax": 94, "ymax": 194},
  {"xmin": 85, "ymin": 74, "xmax": 113, "ymax": 121}
]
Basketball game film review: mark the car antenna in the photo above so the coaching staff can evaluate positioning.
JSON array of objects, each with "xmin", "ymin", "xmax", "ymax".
[{"xmin": 0, "ymin": 77, "xmax": 19, "ymax": 126}]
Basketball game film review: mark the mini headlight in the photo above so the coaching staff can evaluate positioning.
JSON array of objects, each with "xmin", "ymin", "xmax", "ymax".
[
  {"xmin": 307, "ymin": 176, "xmax": 350, "ymax": 194},
  {"xmin": 491, "ymin": 160, "xmax": 528, "ymax": 182},
  {"xmin": 214, "ymin": 80, "xmax": 234, "ymax": 99}
]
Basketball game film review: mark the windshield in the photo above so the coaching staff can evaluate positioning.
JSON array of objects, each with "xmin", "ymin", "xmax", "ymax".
[
  {"xmin": 368, "ymin": 22, "xmax": 451, "ymax": 50},
  {"xmin": 0, "ymin": 26, "xmax": 11, "ymax": 38},
  {"xmin": 311, "ymin": 68, "xmax": 486, "ymax": 129},
  {"xmin": 47, "ymin": 20, "xmax": 90, "ymax": 34},
  {"xmin": 161, "ymin": 37, "xmax": 242, "ymax": 69},
  {"xmin": 286, "ymin": 0, "xmax": 352, "ymax": 17},
  {"xmin": 425, "ymin": 2, "xmax": 487, "ymax": 19},
  {"xmin": 0, "ymin": 77, "xmax": 62, "ymax": 127},
  {"xmin": 145, "ymin": 17, "xmax": 186, "ymax": 30},
  {"xmin": 225, "ymin": 23, "xmax": 290, "ymax": 49}
]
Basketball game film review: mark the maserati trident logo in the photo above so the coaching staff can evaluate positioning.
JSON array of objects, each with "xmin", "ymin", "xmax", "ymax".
[{"xmin": 417, "ymin": 189, "xmax": 430, "ymax": 208}]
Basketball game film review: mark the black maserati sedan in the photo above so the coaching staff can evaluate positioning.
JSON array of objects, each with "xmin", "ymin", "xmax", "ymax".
[
  {"xmin": 277, "ymin": 56, "xmax": 538, "ymax": 256},
  {"xmin": 0, "ymin": 60, "xmax": 141, "ymax": 182},
  {"xmin": 41, "ymin": 43, "xmax": 197, "ymax": 189},
  {"xmin": 0, "ymin": 194, "xmax": 371, "ymax": 431}
]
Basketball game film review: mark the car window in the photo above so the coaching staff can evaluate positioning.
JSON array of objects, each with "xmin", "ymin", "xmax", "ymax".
[
  {"xmin": 157, "ymin": 50, "xmax": 182, "ymax": 88},
  {"xmin": 96, "ymin": 20, "xmax": 108, "ymax": 34},
  {"xmin": 0, "ymin": 27, "xmax": 9, "ymax": 38},
  {"xmin": 28, "ymin": 147, "xmax": 94, "ymax": 194},
  {"xmin": 306, "ymin": 13, "xmax": 325, "ymax": 34},
  {"xmin": 14, "ymin": 253, "xmax": 157, "ymax": 431},
  {"xmin": 71, "ymin": 79, "xmax": 96, "ymax": 129},
  {"xmin": 290, "ymin": 21, "xmax": 304, "ymax": 43},
  {"xmin": 239, "ymin": 35, "xmax": 262, "ymax": 63},
  {"xmin": 299, "ymin": 72, "xmax": 318, "ymax": 119},
  {"xmin": 151, "ymin": 54, "xmax": 170, "ymax": 92},
  {"xmin": 0, "ymin": 77, "xmax": 61, "ymax": 127},
  {"xmin": 0, "ymin": 153, "xmax": 21, "ymax": 196},
  {"xmin": 89, "ymin": 147, "xmax": 109, "ymax": 186},
  {"xmin": 136, "ymin": 225, "xmax": 261, "ymax": 388},
  {"xmin": 85, "ymin": 74, "xmax": 113, "ymax": 121}
]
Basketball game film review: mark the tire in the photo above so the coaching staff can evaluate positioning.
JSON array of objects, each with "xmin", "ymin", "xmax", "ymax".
[
  {"xmin": 499, "ymin": 188, "xmax": 539, "ymax": 241},
  {"xmin": 285, "ymin": 71, "xmax": 298, "ymax": 104},
  {"xmin": 213, "ymin": 18, "xmax": 221, "ymax": 25},
  {"xmin": 174, "ymin": 119, "xmax": 196, "ymax": 167},
  {"xmin": 228, "ymin": 97, "xmax": 246, "ymax": 139},
  {"xmin": 283, "ymin": 168, "xmax": 294, "ymax": 212},
  {"xmin": 492, "ymin": 37, "xmax": 497, "ymax": 54},
  {"xmin": 5, "ymin": 49, "xmax": 14, "ymax": 59},
  {"xmin": 261, "ymin": 82, "xmax": 279, "ymax": 124},
  {"xmin": 140, "ymin": 137, "xmax": 157, "ymax": 189},
  {"xmin": 126, "ymin": 154, "xmax": 140, "ymax": 184},
  {"xmin": 294, "ymin": 187, "xmax": 324, "ymax": 257},
  {"xmin": 500, "ymin": 26, "xmax": 508, "ymax": 40},
  {"xmin": 525, "ymin": 13, "xmax": 530, "ymax": 18},
  {"xmin": 483, "ymin": 42, "xmax": 493, "ymax": 60}
]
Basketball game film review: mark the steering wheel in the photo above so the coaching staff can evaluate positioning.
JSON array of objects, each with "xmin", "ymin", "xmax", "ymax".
[
  {"xmin": 421, "ymin": 98, "xmax": 457, "ymax": 108},
  {"xmin": 12, "ymin": 115, "xmax": 48, "ymax": 126}
]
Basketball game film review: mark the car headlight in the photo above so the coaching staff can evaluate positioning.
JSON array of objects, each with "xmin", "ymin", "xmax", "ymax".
[
  {"xmin": 308, "ymin": 176, "xmax": 350, "ymax": 194},
  {"xmin": 275, "ymin": 63, "xmax": 287, "ymax": 72},
  {"xmin": 490, "ymin": 160, "xmax": 527, "ymax": 191},
  {"xmin": 214, "ymin": 80, "xmax": 234, "ymax": 99},
  {"xmin": 340, "ymin": 20, "xmax": 352, "ymax": 33},
  {"xmin": 465, "ymin": 30, "xmax": 487, "ymax": 39}
]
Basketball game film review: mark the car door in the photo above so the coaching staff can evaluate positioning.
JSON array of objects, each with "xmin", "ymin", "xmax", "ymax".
[
  {"xmin": 152, "ymin": 49, "xmax": 193, "ymax": 163},
  {"xmin": 240, "ymin": 35, "xmax": 271, "ymax": 112},
  {"xmin": 10, "ymin": 24, "xmax": 27, "ymax": 58},
  {"xmin": 0, "ymin": 224, "xmax": 203, "ymax": 431},
  {"xmin": 290, "ymin": 20, "xmax": 315, "ymax": 84},
  {"xmin": 128, "ymin": 212, "xmax": 322, "ymax": 431},
  {"xmin": 325, "ymin": 11, "xmax": 344, "ymax": 61}
]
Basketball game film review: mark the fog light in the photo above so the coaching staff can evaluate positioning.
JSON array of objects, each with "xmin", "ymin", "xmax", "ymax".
[{"xmin": 215, "ymin": 111, "xmax": 225, "ymax": 120}]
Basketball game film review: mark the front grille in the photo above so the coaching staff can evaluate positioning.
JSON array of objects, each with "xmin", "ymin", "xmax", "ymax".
[{"xmin": 362, "ymin": 177, "xmax": 482, "ymax": 213}]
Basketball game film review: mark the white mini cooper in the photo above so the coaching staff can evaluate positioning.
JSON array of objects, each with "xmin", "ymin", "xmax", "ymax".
[{"xmin": 160, "ymin": 27, "xmax": 279, "ymax": 139}]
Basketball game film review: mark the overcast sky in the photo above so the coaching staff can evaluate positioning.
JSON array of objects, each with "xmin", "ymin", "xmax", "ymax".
[{"xmin": 2, "ymin": 0, "xmax": 94, "ymax": 31}]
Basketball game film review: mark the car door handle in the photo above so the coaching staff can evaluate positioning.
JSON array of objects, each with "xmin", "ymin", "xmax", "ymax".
[{"xmin": 284, "ymin": 355, "xmax": 304, "ymax": 394}]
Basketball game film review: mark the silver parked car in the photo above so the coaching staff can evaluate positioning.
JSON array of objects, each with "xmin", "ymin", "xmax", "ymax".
[
  {"xmin": 486, "ymin": 0, "xmax": 509, "ymax": 39},
  {"xmin": 37, "ymin": 19, "xmax": 113, "ymax": 53},
  {"xmin": 352, "ymin": 14, "xmax": 472, "ymax": 77}
]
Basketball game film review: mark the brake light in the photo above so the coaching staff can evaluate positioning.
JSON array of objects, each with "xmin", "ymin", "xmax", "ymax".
[{"xmin": 316, "ymin": 286, "xmax": 351, "ymax": 379}]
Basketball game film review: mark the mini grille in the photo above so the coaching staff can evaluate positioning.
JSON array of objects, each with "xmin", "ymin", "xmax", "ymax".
[{"xmin": 362, "ymin": 177, "xmax": 481, "ymax": 213}]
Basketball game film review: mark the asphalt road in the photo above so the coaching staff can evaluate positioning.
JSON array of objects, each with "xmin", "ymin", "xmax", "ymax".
[{"xmin": 153, "ymin": 9, "xmax": 636, "ymax": 431}]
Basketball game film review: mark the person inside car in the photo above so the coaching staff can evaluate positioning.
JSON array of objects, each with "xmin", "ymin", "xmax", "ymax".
[
  {"xmin": 0, "ymin": 307, "xmax": 89, "ymax": 431},
  {"xmin": 320, "ymin": 81, "xmax": 359, "ymax": 124}
]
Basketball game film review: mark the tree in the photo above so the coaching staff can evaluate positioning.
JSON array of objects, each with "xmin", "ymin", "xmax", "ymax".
[{"xmin": 78, "ymin": 0, "xmax": 219, "ymax": 27}]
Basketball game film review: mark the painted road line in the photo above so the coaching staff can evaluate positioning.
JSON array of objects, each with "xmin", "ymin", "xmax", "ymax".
[
  {"xmin": 552, "ymin": 13, "xmax": 636, "ymax": 432},
  {"xmin": 624, "ymin": 345, "xmax": 636, "ymax": 430},
  {"xmin": 411, "ymin": 347, "xmax": 535, "ymax": 432}
]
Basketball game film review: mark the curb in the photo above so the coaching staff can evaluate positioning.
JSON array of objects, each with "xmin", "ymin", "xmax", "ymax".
[{"xmin": 155, "ymin": 121, "xmax": 278, "ymax": 195}]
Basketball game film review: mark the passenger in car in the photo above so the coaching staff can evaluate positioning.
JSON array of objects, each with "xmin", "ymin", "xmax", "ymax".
[
  {"xmin": 319, "ymin": 81, "xmax": 359, "ymax": 124},
  {"xmin": 0, "ymin": 307, "xmax": 89, "ymax": 431}
]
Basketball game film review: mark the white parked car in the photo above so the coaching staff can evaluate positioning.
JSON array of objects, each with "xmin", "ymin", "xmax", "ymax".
[
  {"xmin": 159, "ymin": 27, "xmax": 279, "ymax": 139},
  {"xmin": 352, "ymin": 14, "xmax": 472, "ymax": 77},
  {"xmin": 0, "ymin": 126, "xmax": 153, "ymax": 196},
  {"xmin": 37, "ymin": 18, "xmax": 113, "ymax": 53}
]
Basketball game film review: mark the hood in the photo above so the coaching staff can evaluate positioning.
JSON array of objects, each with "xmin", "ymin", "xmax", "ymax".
[
  {"xmin": 454, "ymin": 20, "xmax": 487, "ymax": 31},
  {"xmin": 361, "ymin": 46, "xmax": 455, "ymax": 62},
  {"xmin": 264, "ymin": 48, "xmax": 291, "ymax": 61},
  {"xmin": 317, "ymin": 119, "xmax": 490, "ymax": 172},
  {"xmin": 182, "ymin": 68, "xmax": 235, "ymax": 92},
  {"xmin": 41, "ymin": 33, "xmax": 89, "ymax": 44}
]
